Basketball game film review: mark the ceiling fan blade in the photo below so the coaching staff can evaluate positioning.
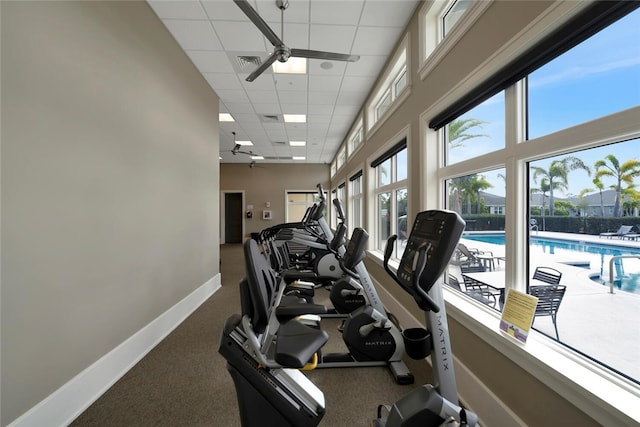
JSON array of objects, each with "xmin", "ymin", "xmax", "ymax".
[
  {"xmin": 246, "ymin": 52, "xmax": 278, "ymax": 82},
  {"xmin": 233, "ymin": 0, "xmax": 283, "ymax": 47},
  {"xmin": 291, "ymin": 48, "xmax": 360, "ymax": 62}
]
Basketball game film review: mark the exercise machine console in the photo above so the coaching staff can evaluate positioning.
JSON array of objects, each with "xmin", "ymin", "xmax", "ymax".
[{"xmin": 375, "ymin": 210, "xmax": 479, "ymax": 426}]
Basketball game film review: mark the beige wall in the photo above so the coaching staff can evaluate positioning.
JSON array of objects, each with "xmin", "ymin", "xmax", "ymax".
[
  {"xmin": 1, "ymin": 1, "xmax": 220, "ymax": 424},
  {"xmin": 220, "ymin": 163, "xmax": 329, "ymax": 239},
  {"xmin": 336, "ymin": 1, "xmax": 602, "ymax": 426}
]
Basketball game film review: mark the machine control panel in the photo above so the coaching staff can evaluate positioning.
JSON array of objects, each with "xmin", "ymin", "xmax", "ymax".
[{"xmin": 397, "ymin": 210, "xmax": 465, "ymax": 294}]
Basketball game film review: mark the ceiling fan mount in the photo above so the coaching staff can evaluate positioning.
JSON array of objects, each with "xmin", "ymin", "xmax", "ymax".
[{"xmin": 234, "ymin": 0, "xmax": 360, "ymax": 82}]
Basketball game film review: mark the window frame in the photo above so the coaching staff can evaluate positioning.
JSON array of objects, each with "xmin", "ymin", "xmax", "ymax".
[
  {"xmin": 418, "ymin": 0, "xmax": 493, "ymax": 80},
  {"xmin": 366, "ymin": 34, "xmax": 411, "ymax": 137},
  {"xmin": 369, "ymin": 133, "xmax": 409, "ymax": 259}
]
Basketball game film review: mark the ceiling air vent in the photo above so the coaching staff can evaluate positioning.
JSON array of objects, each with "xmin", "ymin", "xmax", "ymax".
[
  {"xmin": 260, "ymin": 114, "xmax": 282, "ymax": 123},
  {"xmin": 236, "ymin": 55, "xmax": 262, "ymax": 70}
]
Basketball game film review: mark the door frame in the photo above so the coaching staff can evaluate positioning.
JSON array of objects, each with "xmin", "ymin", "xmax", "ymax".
[{"xmin": 221, "ymin": 190, "xmax": 245, "ymax": 244}]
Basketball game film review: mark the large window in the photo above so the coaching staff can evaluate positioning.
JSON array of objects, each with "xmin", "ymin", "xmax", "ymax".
[
  {"xmin": 372, "ymin": 140, "xmax": 408, "ymax": 258},
  {"xmin": 287, "ymin": 191, "xmax": 321, "ymax": 223},
  {"xmin": 347, "ymin": 119, "xmax": 364, "ymax": 158},
  {"xmin": 439, "ymin": 7, "xmax": 640, "ymax": 386},
  {"xmin": 349, "ymin": 170, "xmax": 363, "ymax": 230},
  {"xmin": 367, "ymin": 35, "xmax": 410, "ymax": 133},
  {"xmin": 445, "ymin": 92, "xmax": 505, "ymax": 165}
]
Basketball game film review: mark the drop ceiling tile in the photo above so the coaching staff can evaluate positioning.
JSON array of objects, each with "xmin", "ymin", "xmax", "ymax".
[
  {"xmin": 148, "ymin": 0, "xmax": 208, "ymax": 20},
  {"xmin": 311, "ymin": 1, "xmax": 364, "ymax": 25},
  {"xmin": 278, "ymin": 90, "xmax": 307, "ymax": 105},
  {"xmin": 204, "ymin": 72, "xmax": 243, "ymax": 91},
  {"xmin": 186, "ymin": 50, "xmax": 234, "ymax": 72},
  {"xmin": 307, "ymin": 104, "xmax": 334, "ymax": 115},
  {"xmin": 252, "ymin": 103, "xmax": 282, "ymax": 114},
  {"xmin": 308, "ymin": 59, "xmax": 347, "ymax": 75},
  {"xmin": 308, "ymin": 91, "xmax": 338, "ymax": 105},
  {"xmin": 360, "ymin": 1, "xmax": 418, "ymax": 28},
  {"xmin": 162, "ymin": 19, "xmax": 222, "ymax": 50},
  {"xmin": 337, "ymin": 90, "xmax": 366, "ymax": 105},
  {"xmin": 201, "ymin": 0, "xmax": 248, "ymax": 21},
  {"xmin": 279, "ymin": 23, "xmax": 310, "ymax": 49},
  {"xmin": 308, "ymin": 114, "xmax": 332, "ymax": 124},
  {"xmin": 222, "ymin": 102, "xmax": 255, "ymax": 113},
  {"xmin": 247, "ymin": 90, "xmax": 279, "ymax": 104},
  {"xmin": 280, "ymin": 105, "xmax": 307, "ymax": 114},
  {"xmin": 345, "ymin": 55, "xmax": 387, "ymax": 77},
  {"xmin": 215, "ymin": 89, "xmax": 250, "ymax": 103},
  {"xmin": 308, "ymin": 75, "xmax": 342, "ymax": 92},
  {"xmin": 264, "ymin": 128, "xmax": 288, "ymax": 140},
  {"xmin": 215, "ymin": 21, "xmax": 271, "ymax": 51},
  {"xmin": 274, "ymin": 74, "xmax": 308, "ymax": 92},
  {"xmin": 240, "ymin": 74, "xmax": 277, "ymax": 91},
  {"xmin": 232, "ymin": 113, "xmax": 261, "ymax": 123},
  {"xmin": 285, "ymin": 123, "xmax": 308, "ymax": 133},
  {"xmin": 333, "ymin": 104, "xmax": 359, "ymax": 116},
  {"xmin": 310, "ymin": 24, "xmax": 357, "ymax": 54},
  {"xmin": 341, "ymin": 75, "xmax": 376, "ymax": 93},
  {"xmin": 352, "ymin": 26, "xmax": 402, "ymax": 55},
  {"xmin": 257, "ymin": 0, "xmax": 310, "ymax": 24},
  {"xmin": 307, "ymin": 124, "xmax": 330, "ymax": 134}
]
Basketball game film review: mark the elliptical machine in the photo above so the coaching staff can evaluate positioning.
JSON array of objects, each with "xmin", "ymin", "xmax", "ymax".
[{"xmin": 373, "ymin": 209, "xmax": 478, "ymax": 426}]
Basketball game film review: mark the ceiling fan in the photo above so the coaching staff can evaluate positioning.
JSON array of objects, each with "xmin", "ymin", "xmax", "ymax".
[
  {"xmin": 222, "ymin": 132, "xmax": 258, "ymax": 157},
  {"xmin": 234, "ymin": 0, "xmax": 360, "ymax": 82}
]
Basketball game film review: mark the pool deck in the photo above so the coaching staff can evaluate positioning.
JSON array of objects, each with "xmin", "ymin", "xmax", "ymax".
[{"xmin": 456, "ymin": 231, "xmax": 640, "ymax": 383}]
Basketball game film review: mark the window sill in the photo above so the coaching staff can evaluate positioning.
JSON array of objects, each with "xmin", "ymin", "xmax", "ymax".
[{"xmin": 366, "ymin": 249, "xmax": 640, "ymax": 425}]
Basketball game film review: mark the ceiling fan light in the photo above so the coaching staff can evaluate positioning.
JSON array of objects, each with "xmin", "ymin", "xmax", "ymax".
[
  {"xmin": 236, "ymin": 140, "xmax": 253, "ymax": 146},
  {"xmin": 272, "ymin": 57, "xmax": 306, "ymax": 74},
  {"xmin": 283, "ymin": 114, "xmax": 306, "ymax": 123}
]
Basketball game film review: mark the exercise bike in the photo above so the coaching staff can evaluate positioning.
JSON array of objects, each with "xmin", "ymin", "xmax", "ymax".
[{"xmin": 373, "ymin": 209, "xmax": 478, "ymax": 426}]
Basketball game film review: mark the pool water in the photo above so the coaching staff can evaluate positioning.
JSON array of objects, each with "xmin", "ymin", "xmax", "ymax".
[{"xmin": 463, "ymin": 233, "xmax": 640, "ymax": 294}]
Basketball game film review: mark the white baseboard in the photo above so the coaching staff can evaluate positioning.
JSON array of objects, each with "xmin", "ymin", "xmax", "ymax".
[
  {"xmin": 8, "ymin": 274, "xmax": 222, "ymax": 427},
  {"xmin": 375, "ymin": 280, "xmax": 525, "ymax": 427}
]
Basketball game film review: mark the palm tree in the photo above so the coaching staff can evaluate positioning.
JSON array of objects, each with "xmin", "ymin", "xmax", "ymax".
[
  {"xmin": 531, "ymin": 178, "xmax": 551, "ymax": 230},
  {"xmin": 531, "ymin": 156, "xmax": 591, "ymax": 216},
  {"xmin": 470, "ymin": 175, "xmax": 493, "ymax": 214},
  {"xmin": 594, "ymin": 154, "xmax": 640, "ymax": 217},
  {"xmin": 447, "ymin": 118, "xmax": 489, "ymax": 150},
  {"xmin": 592, "ymin": 176, "xmax": 605, "ymax": 217}
]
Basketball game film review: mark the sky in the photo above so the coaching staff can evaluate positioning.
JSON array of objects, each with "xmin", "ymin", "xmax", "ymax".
[{"xmin": 447, "ymin": 8, "xmax": 640, "ymax": 198}]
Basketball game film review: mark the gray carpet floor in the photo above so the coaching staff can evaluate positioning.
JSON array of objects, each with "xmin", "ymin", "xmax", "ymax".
[{"xmin": 71, "ymin": 244, "xmax": 432, "ymax": 426}]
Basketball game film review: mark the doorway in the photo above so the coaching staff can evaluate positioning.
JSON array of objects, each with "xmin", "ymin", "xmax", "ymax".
[{"xmin": 223, "ymin": 192, "xmax": 243, "ymax": 244}]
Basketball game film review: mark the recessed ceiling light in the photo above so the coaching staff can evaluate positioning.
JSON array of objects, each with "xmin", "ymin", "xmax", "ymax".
[
  {"xmin": 293, "ymin": 156, "xmax": 306, "ymax": 160},
  {"xmin": 273, "ymin": 57, "xmax": 306, "ymax": 74},
  {"xmin": 251, "ymin": 155, "xmax": 264, "ymax": 160},
  {"xmin": 283, "ymin": 114, "xmax": 306, "ymax": 123},
  {"xmin": 236, "ymin": 141, "xmax": 253, "ymax": 146},
  {"xmin": 219, "ymin": 113, "xmax": 234, "ymax": 122},
  {"xmin": 289, "ymin": 141, "xmax": 306, "ymax": 146}
]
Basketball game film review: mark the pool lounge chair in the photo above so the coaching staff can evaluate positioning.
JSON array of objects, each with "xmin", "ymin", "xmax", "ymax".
[
  {"xmin": 622, "ymin": 225, "xmax": 640, "ymax": 241},
  {"xmin": 599, "ymin": 225, "xmax": 634, "ymax": 239}
]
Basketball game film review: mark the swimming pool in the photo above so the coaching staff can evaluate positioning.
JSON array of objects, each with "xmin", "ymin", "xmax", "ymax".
[{"xmin": 463, "ymin": 232, "xmax": 640, "ymax": 294}]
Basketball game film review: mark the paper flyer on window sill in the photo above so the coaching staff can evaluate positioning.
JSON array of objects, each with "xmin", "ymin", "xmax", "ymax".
[{"xmin": 499, "ymin": 289, "xmax": 538, "ymax": 343}]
